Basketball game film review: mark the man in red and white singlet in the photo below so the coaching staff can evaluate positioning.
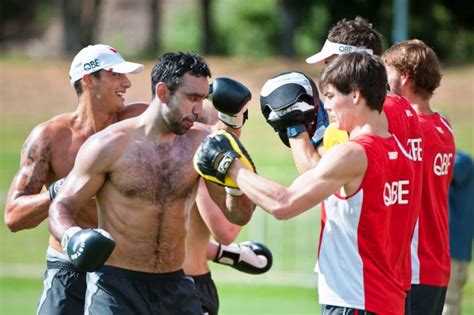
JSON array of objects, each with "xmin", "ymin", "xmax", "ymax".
[
  {"xmin": 382, "ymin": 94, "xmax": 424, "ymax": 297},
  {"xmin": 383, "ymin": 39, "xmax": 456, "ymax": 315},
  {"xmin": 212, "ymin": 52, "xmax": 415, "ymax": 314},
  {"xmin": 317, "ymin": 129, "xmax": 414, "ymax": 314},
  {"xmin": 302, "ymin": 18, "xmax": 424, "ymax": 307}
]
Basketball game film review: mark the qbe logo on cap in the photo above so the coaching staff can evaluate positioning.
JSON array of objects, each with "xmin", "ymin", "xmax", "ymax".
[{"xmin": 83, "ymin": 59, "xmax": 101, "ymax": 71}]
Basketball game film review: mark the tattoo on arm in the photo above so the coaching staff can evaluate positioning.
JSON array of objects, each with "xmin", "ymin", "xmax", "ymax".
[{"xmin": 15, "ymin": 136, "xmax": 52, "ymax": 196}]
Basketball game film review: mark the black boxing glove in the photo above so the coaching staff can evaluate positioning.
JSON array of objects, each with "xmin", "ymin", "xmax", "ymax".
[
  {"xmin": 61, "ymin": 227, "xmax": 115, "ymax": 272},
  {"xmin": 48, "ymin": 178, "xmax": 65, "ymax": 200},
  {"xmin": 214, "ymin": 241, "xmax": 273, "ymax": 275},
  {"xmin": 193, "ymin": 130, "xmax": 256, "ymax": 188},
  {"xmin": 209, "ymin": 77, "xmax": 252, "ymax": 129}
]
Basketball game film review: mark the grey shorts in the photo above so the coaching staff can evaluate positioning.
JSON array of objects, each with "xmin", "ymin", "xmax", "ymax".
[
  {"xmin": 321, "ymin": 305, "xmax": 375, "ymax": 315},
  {"xmin": 85, "ymin": 265, "xmax": 202, "ymax": 315},
  {"xmin": 36, "ymin": 260, "xmax": 87, "ymax": 315},
  {"xmin": 191, "ymin": 272, "xmax": 219, "ymax": 315}
]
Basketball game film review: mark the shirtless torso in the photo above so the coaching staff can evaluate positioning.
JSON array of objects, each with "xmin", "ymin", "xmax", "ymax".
[
  {"xmin": 93, "ymin": 117, "xmax": 210, "ymax": 272},
  {"xmin": 5, "ymin": 102, "xmax": 148, "ymax": 250},
  {"xmin": 49, "ymin": 72, "xmax": 254, "ymax": 273}
]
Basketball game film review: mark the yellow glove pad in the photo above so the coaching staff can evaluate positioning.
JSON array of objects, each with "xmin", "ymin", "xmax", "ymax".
[
  {"xmin": 323, "ymin": 124, "xmax": 349, "ymax": 151},
  {"xmin": 193, "ymin": 130, "xmax": 256, "ymax": 188}
]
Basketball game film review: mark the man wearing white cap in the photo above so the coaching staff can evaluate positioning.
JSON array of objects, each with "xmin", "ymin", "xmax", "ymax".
[
  {"xmin": 4, "ymin": 44, "xmax": 144, "ymax": 315},
  {"xmin": 299, "ymin": 17, "xmax": 423, "ymax": 314},
  {"xmin": 305, "ymin": 17, "xmax": 382, "ymax": 65},
  {"xmin": 258, "ymin": 17, "xmax": 423, "ymax": 313},
  {"xmin": 198, "ymin": 51, "xmax": 414, "ymax": 314}
]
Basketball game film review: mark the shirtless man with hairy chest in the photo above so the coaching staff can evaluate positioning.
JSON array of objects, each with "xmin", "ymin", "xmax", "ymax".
[
  {"xmin": 49, "ymin": 52, "xmax": 254, "ymax": 314},
  {"xmin": 96, "ymin": 117, "xmax": 212, "ymax": 272}
]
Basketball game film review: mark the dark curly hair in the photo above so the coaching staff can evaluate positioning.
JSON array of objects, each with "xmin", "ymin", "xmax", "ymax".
[
  {"xmin": 150, "ymin": 52, "xmax": 211, "ymax": 98},
  {"xmin": 328, "ymin": 16, "xmax": 384, "ymax": 57}
]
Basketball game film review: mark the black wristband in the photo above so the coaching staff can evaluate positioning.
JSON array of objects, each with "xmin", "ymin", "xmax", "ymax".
[{"xmin": 286, "ymin": 124, "xmax": 307, "ymax": 138}]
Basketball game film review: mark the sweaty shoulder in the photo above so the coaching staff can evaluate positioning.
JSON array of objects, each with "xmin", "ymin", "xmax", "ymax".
[
  {"xmin": 27, "ymin": 113, "xmax": 76, "ymax": 143},
  {"xmin": 117, "ymin": 102, "xmax": 149, "ymax": 121},
  {"xmin": 77, "ymin": 122, "xmax": 132, "ymax": 168}
]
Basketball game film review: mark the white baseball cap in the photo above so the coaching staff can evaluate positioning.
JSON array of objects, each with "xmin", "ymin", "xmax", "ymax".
[
  {"xmin": 305, "ymin": 39, "xmax": 373, "ymax": 64},
  {"xmin": 69, "ymin": 44, "xmax": 144, "ymax": 85}
]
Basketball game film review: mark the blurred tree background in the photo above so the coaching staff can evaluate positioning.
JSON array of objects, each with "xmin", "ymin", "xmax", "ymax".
[{"xmin": 0, "ymin": 0, "xmax": 473, "ymax": 62}]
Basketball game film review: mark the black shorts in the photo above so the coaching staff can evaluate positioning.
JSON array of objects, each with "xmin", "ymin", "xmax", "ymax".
[
  {"xmin": 85, "ymin": 265, "xmax": 202, "ymax": 315},
  {"xmin": 321, "ymin": 305, "xmax": 375, "ymax": 315},
  {"xmin": 405, "ymin": 289, "xmax": 411, "ymax": 315},
  {"xmin": 409, "ymin": 284, "xmax": 447, "ymax": 315},
  {"xmin": 36, "ymin": 260, "xmax": 87, "ymax": 315},
  {"xmin": 191, "ymin": 272, "xmax": 219, "ymax": 315}
]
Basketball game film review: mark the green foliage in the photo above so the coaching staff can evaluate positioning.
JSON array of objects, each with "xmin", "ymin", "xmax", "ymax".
[
  {"xmin": 294, "ymin": 5, "xmax": 331, "ymax": 57},
  {"xmin": 408, "ymin": 0, "xmax": 474, "ymax": 62},
  {"xmin": 161, "ymin": 2, "xmax": 201, "ymax": 54},
  {"xmin": 0, "ymin": 0, "xmax": 53, "ymax": 40},
  {"xmin": 450, "ymin": 29, "xmax": 474, "ymax": 63},
  {"xmin": 213, "ymin": 0, "xmax": 279, "ymax": 57},
  {"xmin": 3, "ymin": 0, "xmax": 474, "ymax": 61}
]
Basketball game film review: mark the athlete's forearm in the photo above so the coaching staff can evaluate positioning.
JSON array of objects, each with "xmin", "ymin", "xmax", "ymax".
[
  {"xmin": 230, "ymin": 167, "xmax": 294, "ymax": 220},
  {"xmin": 49, "ymin": 198, "xmax": 80, "ymax": 241},
  {"xmin": 289, "ymin": 133, "xmax": 321, "ymax": 174},
  {"xmin": 223, "ymin": 193, "xmax": 254, "ymax": 226},
  {"xmin": 207, "ymin": 241, "xmax": 219, "ymax": 260},
  {"xmin": 4, "ymin": 191, "xmax": 51, "ymax": 232}
]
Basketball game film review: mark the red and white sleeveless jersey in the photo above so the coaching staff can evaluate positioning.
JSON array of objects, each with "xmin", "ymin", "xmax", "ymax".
[
  {"xmin": 317, "ymin": 133, "xmax": 413, "ymax": 314},
  {"xmin": 384, "ymin": 95, "xmax": 424, "ymax": 160},
  {"xmin": 384, "ymin": 94, "xmax": 424, "ymax": 290},
  {"xmin": 411, "ymin": 113, "xmax": 455, "ymax": 286}
]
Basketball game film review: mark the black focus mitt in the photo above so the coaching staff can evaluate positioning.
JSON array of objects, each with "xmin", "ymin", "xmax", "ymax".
[
  {"xmin": 260, "ymin": 71, "xmax": 327, "ymax": 147},
  {"xmin": 260, "ymin": 71, "xmax": 318, "ymax": 131}
]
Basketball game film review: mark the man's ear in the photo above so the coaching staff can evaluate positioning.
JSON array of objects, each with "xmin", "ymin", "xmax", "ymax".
[
  {"xmin": 400, "ymin": 70, "xmax": 410, "ymax": 87},
  {"xmin": 82, "ymin": 74, "xmax": 94, "ymax": 87},
  {"xmin": 156, "ymin": 82, "xmax": 170, "ymax": 102},
  {"xmin": 352, "ymin": 90, "xmax": 362, "ymax": 105}
]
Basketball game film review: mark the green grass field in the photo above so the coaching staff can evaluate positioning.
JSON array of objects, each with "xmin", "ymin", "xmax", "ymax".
[
  {"xmin": 0, "ymin": 60, "xmax": 473, "ymax": 314},
  {"xmin": 0, "ymin": 275, "xmax": 320, "ymax": 315}
]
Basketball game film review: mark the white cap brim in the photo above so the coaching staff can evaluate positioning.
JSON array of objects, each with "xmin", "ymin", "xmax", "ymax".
[
  {"xmin": 306, "ymin": 39, "xmax": 373, "ymax": 64},
  {"xmin": 69, "ymin": 44, "xmax": 145, "ymax": 85},
  {"xmin": 103, "ymin": 61, "xmax": 144, "ymax": 74},
  {"xmin": 305, "ymin": 48, "xmax": 336, "ymax": 64}
]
